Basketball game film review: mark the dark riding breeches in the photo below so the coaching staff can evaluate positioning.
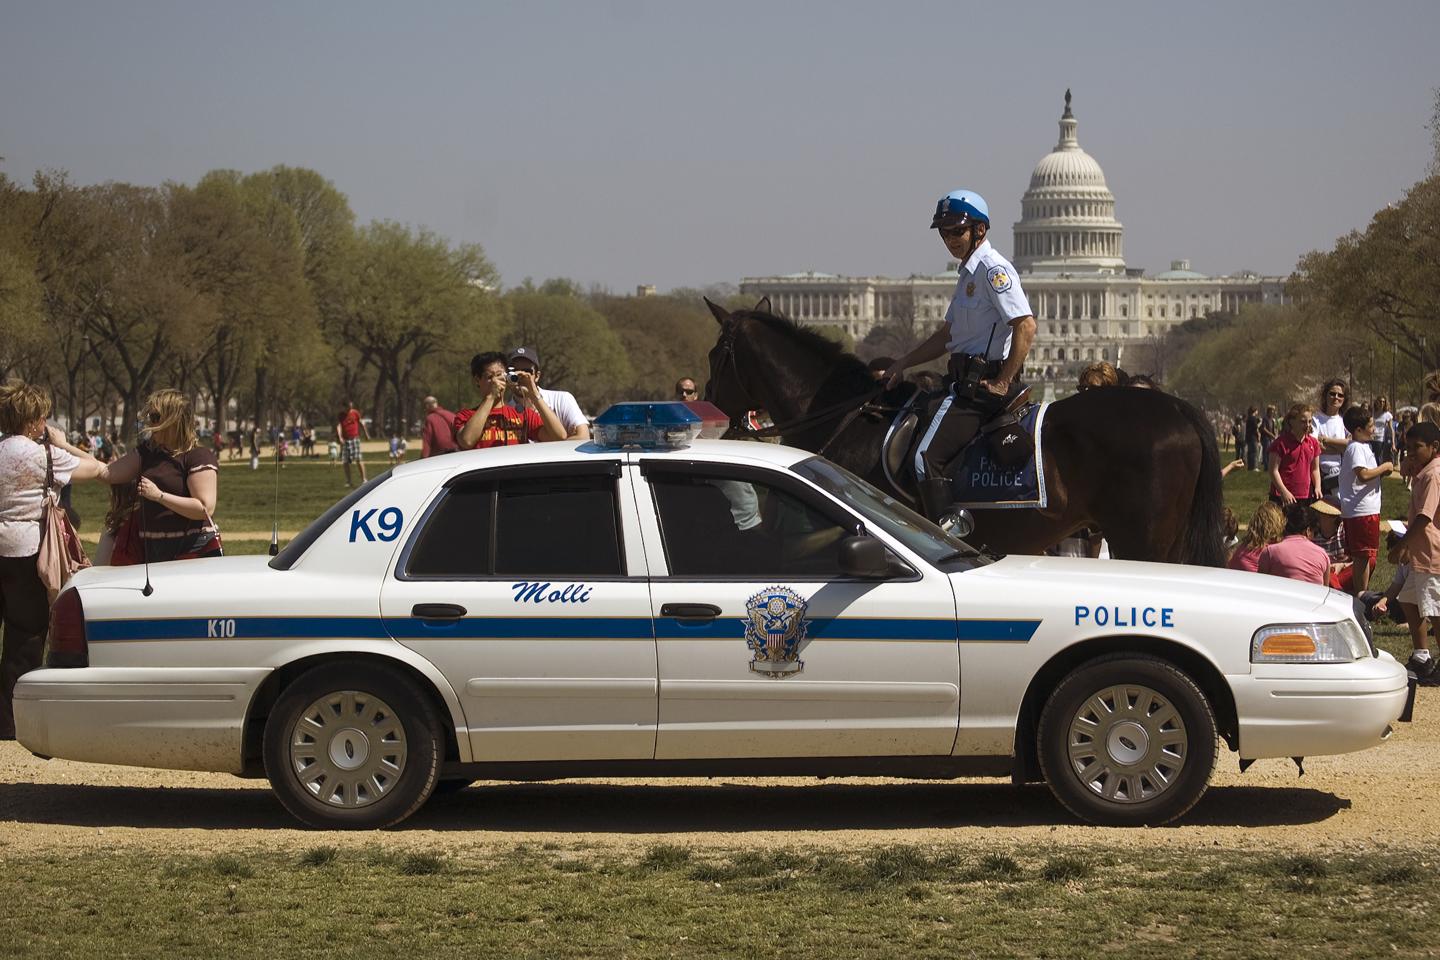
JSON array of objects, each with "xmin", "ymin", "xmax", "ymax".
[{"xmin": 914, "ymin": 384, "xmax": 1023, "ymax": 480}]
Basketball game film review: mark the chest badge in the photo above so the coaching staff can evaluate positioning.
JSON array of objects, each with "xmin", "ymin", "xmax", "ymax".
[
  {"xmin": 744, "ymin": 586, "xmax": 809, "ymax": 675},
  {"xmin": 965, "ymin": 282, "xmax": 975, "ymax": 297}
]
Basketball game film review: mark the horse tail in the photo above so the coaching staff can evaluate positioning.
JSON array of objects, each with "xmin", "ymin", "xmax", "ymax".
[{"xmin": 1175, "ymin": 396, "xmax": 1226, "ymax": 567}]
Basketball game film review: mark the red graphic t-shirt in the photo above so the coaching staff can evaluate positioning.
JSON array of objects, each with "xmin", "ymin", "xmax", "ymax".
[
  {"xmin": 453, "ymin": 405, "xmax": 543, "ymax": 448},
  {"xmin": 340, "ymin": 408, "xmax": 362, "ymax": 440}
]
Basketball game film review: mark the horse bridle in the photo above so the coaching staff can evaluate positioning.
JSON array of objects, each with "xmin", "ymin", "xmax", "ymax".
[{"xmin": 710, "ymin": 317, "xmax": 894, "ymax": 455}]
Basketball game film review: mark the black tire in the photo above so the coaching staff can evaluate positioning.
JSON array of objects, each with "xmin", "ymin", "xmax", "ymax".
[
  {"xmin": 1037, "ymin": 654, "xmax": 1217, "ymax": 827},
  {"xmin": 429, "ymin": 778, "xmax": 475, "ymax": 798},
  {"xmin": 263, "ymin": 664, "xmax": 444, "ymax": 829}
]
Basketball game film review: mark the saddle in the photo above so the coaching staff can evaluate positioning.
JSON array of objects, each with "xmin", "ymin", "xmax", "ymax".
[{"xmin": 881, "ymin": 383, "xmax": 1034, "ymax": 503}]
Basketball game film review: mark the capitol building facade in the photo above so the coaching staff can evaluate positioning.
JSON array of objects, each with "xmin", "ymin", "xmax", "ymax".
[{"xmin": 739, "ymin": 92, "xmax": 1289, "ymax": 380}]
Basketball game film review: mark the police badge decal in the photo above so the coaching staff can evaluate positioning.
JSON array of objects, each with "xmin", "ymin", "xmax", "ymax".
[{"xmin": 743, "ymin": 586, "xmax": 809, "ymax": 675}]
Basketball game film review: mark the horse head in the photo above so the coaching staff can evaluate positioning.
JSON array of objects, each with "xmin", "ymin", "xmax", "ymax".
[{"xmin": 703, "ymin": 296, "xmax": 774, "ymax": 422}]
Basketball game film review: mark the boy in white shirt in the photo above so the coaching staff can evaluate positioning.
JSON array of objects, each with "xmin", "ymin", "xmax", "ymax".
[{"xmin": 1339, "ymin": 406, "xmax": 1394, "ymax": 594}]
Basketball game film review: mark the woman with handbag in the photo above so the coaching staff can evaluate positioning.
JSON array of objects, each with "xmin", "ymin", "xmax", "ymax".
[
  {"xmin": 0, "ymin": 380, "xmax": 110, "ymax": 740},
  {"xmin": 103, "ymin": 389, "xmax": 221, "ymax": 564}
]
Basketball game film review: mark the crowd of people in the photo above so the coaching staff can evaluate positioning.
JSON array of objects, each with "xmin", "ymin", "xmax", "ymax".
[{"xmin": 1216, "ymin": 379, "xmax": 1440, "ymax": 686}]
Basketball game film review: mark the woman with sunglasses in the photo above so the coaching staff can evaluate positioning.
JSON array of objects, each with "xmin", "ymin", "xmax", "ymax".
[
  {"xmin": 1312, "ymin": 379, "xmax": 1351, "ymax": 498},
  {"xmin": 103, "ymin": 389, "xmax": 220, "ymax": 564}
]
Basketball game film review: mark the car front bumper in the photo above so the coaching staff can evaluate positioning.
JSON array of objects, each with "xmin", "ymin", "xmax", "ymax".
[
  {"xmin": 1231, "ymin": 653, "xmax": 1411, "ymax": 760},
  {"xmin": 13, "ymin": 667, "xmax": 270, "ymax": 774}
]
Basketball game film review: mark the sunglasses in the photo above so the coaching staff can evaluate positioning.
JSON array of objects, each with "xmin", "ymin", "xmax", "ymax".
[
  {"xmin": 146, "ymin": 411, "xmax": 162, "ymax": 423},
  {"xmin": 679, "ymin": 387, "xmax": 697, "ymax": 396}
]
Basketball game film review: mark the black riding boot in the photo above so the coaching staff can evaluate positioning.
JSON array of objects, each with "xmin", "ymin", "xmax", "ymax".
[{"xmin": 918, "ymin": 477, "xmax": 954, "ymax": 523}]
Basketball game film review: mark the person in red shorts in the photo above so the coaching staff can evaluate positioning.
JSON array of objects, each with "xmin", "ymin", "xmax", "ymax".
[
  {"xmin": 335, "ymin": 401, "xmax": 371, "ymax": 487},
  {"xmin": 1338, "ymin": 405, "xmax": 1393, "ymax": 594},
  {"xmin": 454, "ymin": 352, "xmax": 566, "ymax": 450},
  {"xmin": 1268, "ymin": 403, "xmax": 1322, "ymax": 508}
]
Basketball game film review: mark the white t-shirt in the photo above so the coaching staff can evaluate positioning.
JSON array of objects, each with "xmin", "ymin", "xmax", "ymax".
[
  {"xmin": 0, "ymin": 435, "xmax": 79, "ymax": 557},
  {"xmin": 1339, "ymin": 440, "xmax": 1381, "ymax": 518},
  {"xmin": 538, "ymin": 388, "xmax": 588, "ymax": 437},
  {"xmin": 1374, "ymin": 410, "xmax": 1394, "ymax": 443},
  {"xmin": 1312, "ymin": 411, "xmax": 1348, "ymax": 478}
]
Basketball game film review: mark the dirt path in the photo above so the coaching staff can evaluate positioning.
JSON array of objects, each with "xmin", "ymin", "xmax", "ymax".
[{"xmin": 2, "ymin": 689, "xmax": 1436, "ymax": 857}]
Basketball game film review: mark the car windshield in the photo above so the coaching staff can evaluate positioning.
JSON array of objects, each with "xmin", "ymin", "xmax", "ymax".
[{"xmin": 791, "ymin": 458, "xmax": 987, "ymax": 567}]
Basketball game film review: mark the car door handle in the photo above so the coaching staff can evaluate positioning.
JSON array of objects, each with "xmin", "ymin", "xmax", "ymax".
[
  {"xmin": 412, "ymin": 603, "xmax": 467, "ymax": 620},
  {"xmin": 661, "ymin": 603, "xmax": 722, "ymax": 620}
]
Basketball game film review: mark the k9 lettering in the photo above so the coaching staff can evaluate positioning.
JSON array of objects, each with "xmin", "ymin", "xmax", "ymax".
[
  {"xmin": 1074, "ymin": 605, "xmax": 1174, "ymax": 628},
  {"xmin": 512, "ymin": 581, "xmax": 593, "ymax": 605},
  {"xmin": 348, "ymin": 507, "xmax": 404, "ymax": 542}
]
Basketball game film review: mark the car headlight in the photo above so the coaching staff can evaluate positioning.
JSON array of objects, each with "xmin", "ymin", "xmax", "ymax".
[{"xmin": 1251, "ymin": 621, "xmax": 1371, "ymax": 663}]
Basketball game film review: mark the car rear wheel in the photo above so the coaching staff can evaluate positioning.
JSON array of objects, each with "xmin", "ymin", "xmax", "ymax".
[
  {"xmin": 263, "ymin": 664, "xmax": 443, "ymax": 829},
  {"xmin": 1037, "ymin": 655, "xmax": 1217, "ymax": 826}
]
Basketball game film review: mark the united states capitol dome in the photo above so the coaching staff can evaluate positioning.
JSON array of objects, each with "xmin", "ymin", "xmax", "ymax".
[{"xmin": 1013, "ymin": 91, "xmax": 1125, "ymax": 275}]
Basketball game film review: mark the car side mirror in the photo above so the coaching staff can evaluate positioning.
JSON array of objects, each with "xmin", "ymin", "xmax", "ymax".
[{"xmin": 837, "ymin": 534, "xmax": 906, "ymax": 579}]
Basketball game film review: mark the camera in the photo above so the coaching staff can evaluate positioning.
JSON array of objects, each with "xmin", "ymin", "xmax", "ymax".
[{"xmin": 507, "ymin": 367, "xmax": 518, "ymax": 383}]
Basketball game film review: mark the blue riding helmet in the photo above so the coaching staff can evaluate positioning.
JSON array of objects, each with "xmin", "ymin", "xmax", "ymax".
[{"xmin": 931, "ymin": 189, "xmax": 990, "ymax": 229}]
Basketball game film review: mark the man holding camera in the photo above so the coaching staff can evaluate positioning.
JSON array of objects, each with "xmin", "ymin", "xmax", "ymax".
[
  {"xmin": 506, "ymin": 346, "xmax": 590, "ymax": 440},
  {"xmin": 454, "ymin": 351, "xmax": 567, "ymax": 450},
  {"xmin": 883, "ymin": 189, "xmax": 1036, "ymax": 521}
]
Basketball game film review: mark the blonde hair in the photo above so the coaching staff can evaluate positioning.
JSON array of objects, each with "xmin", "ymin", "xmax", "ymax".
[
  {"xmin": 1283, "ymin": 402, "xmax": 1313, "ymax": 428},
  {"xmin": 142, "ymin": 389, "xmax": 198, "ymax": 454},
  {"xmin": 1077, "ymin": 362, "xmax": 1119, "ymax": 390},
  {"xmin": 0, "ymin": 380, "xmax": 51, "ymax": 437},
  {"xmin": 1240, "ymin": 501, "xmax": 1286, "ymax": 552}
]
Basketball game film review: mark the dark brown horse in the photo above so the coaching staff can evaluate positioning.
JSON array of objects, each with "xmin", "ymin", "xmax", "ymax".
[{"xmin": 704, "ymin": 299, "xmax": 1225, "ymax": 565}]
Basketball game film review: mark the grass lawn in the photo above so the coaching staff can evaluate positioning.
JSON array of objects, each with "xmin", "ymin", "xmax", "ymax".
[{"xmin": 1, "ymin": 843, "xmax": 1432, "ymax": 959}]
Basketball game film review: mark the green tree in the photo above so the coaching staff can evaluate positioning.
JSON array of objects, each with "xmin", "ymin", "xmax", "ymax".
[
  {"xmin": 0, "ymin": 172, "xmax": 44, "ymax": 381},
  {"xmin": 590, "ymin": 293, "xmax": 714, "ymax": 399},
  {"xmin": 335, "ymin": 221, "xmax": 499, "ymax": 433},
  {"xmin": 1294, "ymin": 173, "xmax": 1440, "ymax": 374},
  {"xmin": 501, "ymin": 291, "xmax": 631, "ymax": 409},
  {"xmin": 167, "ymin": 171, "xmax": 315, "ymax": 431}
]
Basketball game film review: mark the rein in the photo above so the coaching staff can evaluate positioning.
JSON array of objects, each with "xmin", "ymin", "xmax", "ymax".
[{"xmin": 712, "ymin": 314, "xmax": 901, "ymax": 454}]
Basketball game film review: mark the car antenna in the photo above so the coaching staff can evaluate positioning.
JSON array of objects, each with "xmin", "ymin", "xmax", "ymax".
[
  {"xmin": 269, "ymin": 427, "xmax": 282, "ymax": 557},
  {"xmin": 136, "ymin": 490, "xmax": 154, "ymax": 597}
]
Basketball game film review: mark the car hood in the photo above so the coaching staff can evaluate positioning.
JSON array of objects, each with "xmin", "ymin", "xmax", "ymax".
[{"xmin": 962, "ymin": 554, "xmax": 1336, "ymax": 618}]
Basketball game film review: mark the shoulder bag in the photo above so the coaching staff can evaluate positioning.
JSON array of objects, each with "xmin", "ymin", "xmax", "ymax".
[{"xmin": 36, "ymin": 435, "xmax": 92, "ymax": 603}]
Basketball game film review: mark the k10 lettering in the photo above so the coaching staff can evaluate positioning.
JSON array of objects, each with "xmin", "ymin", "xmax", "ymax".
[{"xmin": 1074, "ymin": 605, "xmax": 1174, "ymax": 628}]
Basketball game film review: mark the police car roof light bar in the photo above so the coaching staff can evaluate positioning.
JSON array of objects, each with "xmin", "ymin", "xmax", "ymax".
[{"xmin": 594, "ymin": 402, "xmax": 703, "ymax": 450}]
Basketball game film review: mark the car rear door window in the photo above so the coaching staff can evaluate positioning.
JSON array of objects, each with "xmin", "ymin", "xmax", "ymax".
[
  {"xmin": 495, "ymin": 476, "xmax": 623, "ymax": 577},
  {"xmin": 405, "ymin": 472, "xmax": 624, "ymax": 578}
]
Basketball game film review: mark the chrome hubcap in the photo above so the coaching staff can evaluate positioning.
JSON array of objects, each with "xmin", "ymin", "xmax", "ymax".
[
  {"xmin": 289, "ymin": 690, "xmax": 407, "ymax": 808},
  {"xmin": 1067, "ymin": 683, "xmax": 1186, "ymax": 804}
]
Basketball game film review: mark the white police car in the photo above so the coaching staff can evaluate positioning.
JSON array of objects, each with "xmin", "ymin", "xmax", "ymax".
[{"xmin": 15, "ymin": 403, "xmax": 1412, "ymax": 829}]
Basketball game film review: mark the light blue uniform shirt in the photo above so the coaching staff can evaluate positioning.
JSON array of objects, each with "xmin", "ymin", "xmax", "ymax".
[{"xmin": 944, "ymin": 239, "xmax": 1033, "ymax": 360}]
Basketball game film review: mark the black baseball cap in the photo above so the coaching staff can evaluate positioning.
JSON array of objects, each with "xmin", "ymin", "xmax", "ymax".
[{"xmin": 507, "ymin": 346, "xmax": 541, "ymax": 369}]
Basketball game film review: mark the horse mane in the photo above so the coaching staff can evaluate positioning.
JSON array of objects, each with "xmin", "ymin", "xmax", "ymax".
[{"xmin": 738, "ymin": 310, "xmax": 876, "ymax": 397}]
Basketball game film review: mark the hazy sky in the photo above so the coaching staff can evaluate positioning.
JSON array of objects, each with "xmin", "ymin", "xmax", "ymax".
[{"xmin": 3, "ymin": 1, "xmax": 1436, "ymax": 291}]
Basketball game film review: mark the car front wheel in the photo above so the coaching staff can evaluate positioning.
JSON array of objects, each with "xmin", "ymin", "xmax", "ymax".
[
  {"xmin": 263, "ymin": 664, "xmax": 444, "ymax": 829},
  {"xmin": 1037, "ymin": 655, "xmax": 1217, "ymax": 826}
]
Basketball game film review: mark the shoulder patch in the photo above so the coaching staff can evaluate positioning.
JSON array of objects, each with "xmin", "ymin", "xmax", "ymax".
[{"xmin": 987, "ymin": 264, "xmax": 1013, "ymax": 294}]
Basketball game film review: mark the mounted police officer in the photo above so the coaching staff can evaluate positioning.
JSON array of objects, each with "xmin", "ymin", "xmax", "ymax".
[{"xmin": 883, "ymin": 189, "xmax": 1037, "ymax": 522}]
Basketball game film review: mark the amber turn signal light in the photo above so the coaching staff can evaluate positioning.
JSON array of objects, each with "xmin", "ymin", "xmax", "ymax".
[{"xmin": 1259, "ymin": 633, "xmax": 1317, "ymax": 657}]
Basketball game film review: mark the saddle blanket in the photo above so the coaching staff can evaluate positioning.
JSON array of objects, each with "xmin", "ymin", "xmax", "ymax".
[{"xmin": 951, "ymin": 401, "xmax": 1048, "ymax": 510}]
